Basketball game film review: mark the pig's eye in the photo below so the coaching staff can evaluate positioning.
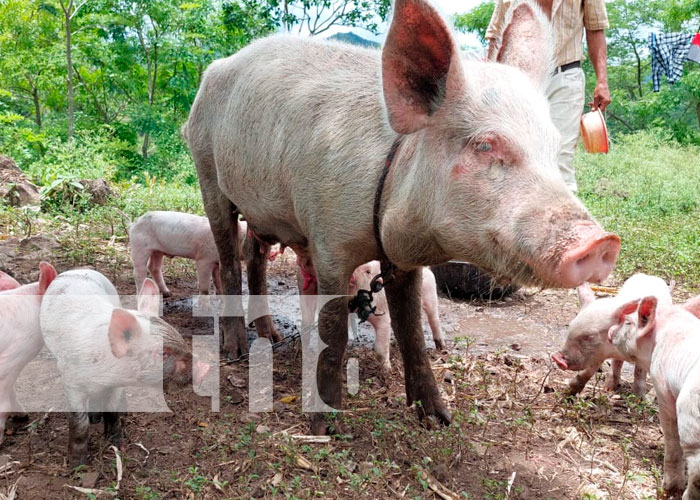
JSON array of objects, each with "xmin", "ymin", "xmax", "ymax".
[{"xmin": 476, "ymin": 142, "xmax": 493, "ymax": 152}]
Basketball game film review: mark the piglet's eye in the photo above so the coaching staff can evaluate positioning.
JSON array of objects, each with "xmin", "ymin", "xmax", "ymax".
[{"xmin": 476, "ymin": 142, "xmax": 492, "ymax": 152}]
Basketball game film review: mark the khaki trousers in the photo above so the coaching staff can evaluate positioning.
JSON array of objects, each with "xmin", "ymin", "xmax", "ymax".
[{"xmin": 546, "ymin": 67, "xmax": 585, "ymax": 192}]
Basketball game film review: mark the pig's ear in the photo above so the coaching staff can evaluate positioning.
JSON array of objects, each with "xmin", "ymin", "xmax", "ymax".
[
  {"xmin": 108, "ymin": 308, "xmax": 142, "ymax": 358},
  {"xmin": 0, "ymin": 270, "xmax": 20, "ymax": 291},
  {"xmin": 38, "ymin": 262, "xmax": 57, "ymax": 295},
  {"xmin": 576, "ymin": 284, "xmax": 595, "ymax": 309},
  {"xmin": 137, "ymin": 279, "xmax": 161, "ymax": 317},
  {"xmin": 382, "ymin": 0, "xmax": 463, "ymax": 134},
  {"xmin": 636, "ymin": 296, "xmax": 657, "ymax": 337},
  {"xmin": 612, "ymin": 299, "xmax": 640, "ymax": 324},
  {"xmin": 683, "ymin": 295, "xmax": 700, "ymax": 319},
  {"xmin": 497, "ymin": 1, "xmax": 553, "ymax": 87}
]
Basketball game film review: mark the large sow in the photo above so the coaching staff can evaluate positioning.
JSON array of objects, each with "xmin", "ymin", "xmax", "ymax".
[{"xmin": 183, "ymin": 0, "xmax": 620, "ymax": 431}]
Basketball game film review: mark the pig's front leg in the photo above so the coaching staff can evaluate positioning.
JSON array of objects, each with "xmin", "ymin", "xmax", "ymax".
[
  {"xmin": 659, "ymin": 401, "xmax": 685, "ymax": 496},
  {"xmin": 66, "ymin": 390, "xmax": 91, "ymax": 467},
  {"xmin": 677, "ymin": 389, "xmax": 700, "ymax": 500},
  {"xmin": 310, "ymin": 281, "xmax": 349, "ymax": 435},
  {"xmin": 384, "ymin": 268, "xmax": 451, "ymax": 426},
  {"xmin": 102, "ymin": 389, "xmax": 126, "ymax": 447},
  {"xmin": 603, "ymin": 359, "xmax": 623, "ymax": 392},
  {"xmin": 422, "ymin": 299, "xmax": 444, "ymax": 350},
  {"xmin": 147, "ymin": 252, "xmax": 170, "ymax": 297},
  {"xmin": 632, "ymin": 364, "xmax": 648, "ymax": 397},
  {"xmin": 246, "ymin": 239, "xmax": 282, "ymax": 342},
  {"xmin": 565, "ymin": 363, "xmax": 599, "ymax": 396}
]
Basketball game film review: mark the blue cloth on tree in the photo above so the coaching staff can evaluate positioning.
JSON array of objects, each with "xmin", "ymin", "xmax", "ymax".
[{"xmin": 649, "ymin": 32, "xmax": 692, "ymax": 91}]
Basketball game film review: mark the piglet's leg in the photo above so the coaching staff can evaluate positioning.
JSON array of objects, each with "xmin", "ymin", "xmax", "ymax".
[
  {"xmin": 677, "ymin": 390, "xmax": 700, "ymax": 499},
  {"xmin": 603, "ymin": 359, "xmax": 623, "ymax": 392},
  {"xmin": 632, "ymin": 364, "xmax": 648, "ymax": 397},
  {"xmin": 659, "ymin": 399, "xmax": 685, "ymax": 496},
  {"xmin": 565, "ymin": 364, "xmax": 599, "ymax": 396},
  {"xmin": 66, "ymin": 390, "xmax": 91, "ymax": 467},
  {"xmin": 103, "ymin": 389, "xmax": 127, "ymax": 447},
  {"xmin": 147, "ymin": 252, "xmax": 170, "ymax": 297},
  {"xmin": 384, "ymin": 268, "xmax": 450, "ymax": 426},
  {"xmin": 246, "ymin": 238, "xmax": 282, "ymax": 342}
]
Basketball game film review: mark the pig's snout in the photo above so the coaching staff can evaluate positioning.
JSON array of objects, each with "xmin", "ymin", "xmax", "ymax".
[
  {"xmin": 193, "ymin": 361, "xmax": 211, "ymax": 387},
  {"xmin": 556, "ymin": 232, "xmax": 620, "ymax": 288},
  {"xmin": 552, "ymin": 352, "xmax": 569, "ymax": 370}
]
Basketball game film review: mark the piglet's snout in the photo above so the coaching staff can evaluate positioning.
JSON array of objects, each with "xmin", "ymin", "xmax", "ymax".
[
  {"xmin": 556, "ymin": 231, "xmax": 620, "ymax": 288},
  {"xmin": 193, "ymin": 361, "xmax": 211, "ymax": 387},
  {"xmin": 551, "ymin": 352, "xmax": 568, "ymax": 370}
]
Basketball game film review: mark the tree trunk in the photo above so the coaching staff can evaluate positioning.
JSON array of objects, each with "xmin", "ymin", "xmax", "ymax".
[
  {"xmin": 31, "ymin": 85, "xmax": 42, "ymax": 129},
  {"xmin": 65, "ymin": 1, "xmax": 74, "ymax": 141}
]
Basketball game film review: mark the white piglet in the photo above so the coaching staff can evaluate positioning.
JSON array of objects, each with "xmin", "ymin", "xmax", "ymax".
[
  {"xmin": 350, "ymin": 262, "xmax": 444, "ymax": 373},
  {"xmin": 552, "ymin": 273, "xmax": 672, "ymax": 396},
  {"xmin": 609, "ymin": 295, "xmax": 700, "ymax": 499},
  {"xmin": 0, "ymin": 262, "xmax": 57, "ymax": 445},
  {"xmin": 129, "ymin": 210, "xmax": 247, "ymax": 297},
  {"xmin": 40, "ymin": 269, "xmax": 210, "ymax": 466}
]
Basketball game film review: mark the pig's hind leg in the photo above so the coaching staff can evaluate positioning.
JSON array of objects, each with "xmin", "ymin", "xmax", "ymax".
[
  {"xmin": 603, "ymin": 359, "xmax": 623, "ymax": 392},
  {"xmin": 384, "ymin": 268, "xmax": 451, "ymax": 426},
  {"xmin": 147, "ymin": 252, "xmax": 171, "ymax": 297},
  {"xmin": 195, "ymin": 158, "xmax": 248, "ymax": 359}
]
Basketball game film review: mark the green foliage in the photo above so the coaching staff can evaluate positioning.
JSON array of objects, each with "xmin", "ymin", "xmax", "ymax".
[
  {"xmin": 577, "ymin": 131, "xmax": 700, "ymax": 284},
  {"xmin": 453, "ymin": 1, "xmax": 494, "ymax": 44}
]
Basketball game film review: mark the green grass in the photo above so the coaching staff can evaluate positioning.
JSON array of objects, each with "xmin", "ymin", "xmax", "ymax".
[{"xmin": 577, "ymin": 131, "xmax": 700, "ymax": 287}]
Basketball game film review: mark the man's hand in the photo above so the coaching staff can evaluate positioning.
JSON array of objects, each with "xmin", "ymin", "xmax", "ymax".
[{"xmin": 590, "ymin": 81, "xmax": 611, "ymax": 111}]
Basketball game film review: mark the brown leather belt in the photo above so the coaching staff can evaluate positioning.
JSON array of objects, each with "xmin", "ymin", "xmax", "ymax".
[{"xmin": 554, "ymin": 61, "xmax": 581, "ymax": 74}]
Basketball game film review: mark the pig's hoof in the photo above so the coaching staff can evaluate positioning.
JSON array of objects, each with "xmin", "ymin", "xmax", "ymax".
[
  {"xmin": 413, "ymin": 397, "xmax": 451, "ymax": 428},
  {"xmin": 433, "ymin": 339, "xmax": 446, "ymax": 351},
  {"xmin": 10, "ymin": 412, "xmax": 29, "ymax": 423},
  {"xmin": 162, "ymin": 290, "xmax": 172, "ymax": 298},
  {"xmin": 309, "ymin": 414, "xmax": 330, "ymax": 436},
  {"xmin": 88, "ymin": 413, "xmax": 103, "ymax": 424}
]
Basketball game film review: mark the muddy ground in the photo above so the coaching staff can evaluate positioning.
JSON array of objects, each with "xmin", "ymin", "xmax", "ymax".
[{"xmin": 0, "ymin": 234, "xmax": 693, "ymax": 499}]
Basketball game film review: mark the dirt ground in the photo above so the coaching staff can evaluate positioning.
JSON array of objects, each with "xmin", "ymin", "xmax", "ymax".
[{"xmin": 0, "ymin": 234, "xmax": 691, "ymax": 500}]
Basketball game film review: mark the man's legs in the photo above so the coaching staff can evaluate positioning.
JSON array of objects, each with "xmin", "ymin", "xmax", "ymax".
[{"xmin": 546, "ymin": 67, "xmax": 586, "ymax": 192}]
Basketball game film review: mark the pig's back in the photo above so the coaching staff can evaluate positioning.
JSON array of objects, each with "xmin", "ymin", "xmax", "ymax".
[
  {"xmin": 186, "ymin": 36, "xmax": 397, "ymax": 247},
  {"xmin": 617, "ymin": 273, "xmax": 672, "ymax": 305}
]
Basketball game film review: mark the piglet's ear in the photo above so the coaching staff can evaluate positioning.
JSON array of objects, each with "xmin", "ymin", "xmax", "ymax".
[
  {"xmin": 0, "ymin": 271, "xmax": 20, "ymax": 292},
  {"xmin": 137, "ymin": 278, "xmax": 161, "ymax": 317},
  {"xmin": 576, "ymin": 283, "xmax": 595, "ymax": 309},
  {"xmin": 636, "ymin": 296, "xmax": 657, "ymax": 336},
  {"xmin": 108, "ymin": 308, "xmax": 142, "ymax": 358},
  {"xmin": 382, "ymin": 0, "xmax": 464, "ymax": 134},
  {"xmin": 38, "ymin": 262, "xmax": 57, "ymax": 295},
  {"xmin": 683, "ymin": 295, "xmax": 700, "ymax": 319},
  {"xmin": 497, "ymin": 1, "xmax": 553, "ymax": 88},
  {"xmin": 613, "ymin": 299, "xmax": 640, "ymax": 324}
]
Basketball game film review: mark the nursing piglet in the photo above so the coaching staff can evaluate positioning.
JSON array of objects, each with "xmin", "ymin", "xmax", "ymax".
[
  {"xmin": 0, "ymin": 262, "xmax": 57, "ymax": 445},
  {"xmin": 552, "ymin": 273, "xmax": 672, "ymax": 396},
  {"xmin": 609, "ymin": 296, "xmax": 700, "ymax": 499},
  {"xmin": 40, "ymin": 269, "xmax": 210, "ymax": 466},
  {"xmin": 354, "ymin": 263, "xmax": 443, "ymax": 372}
]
